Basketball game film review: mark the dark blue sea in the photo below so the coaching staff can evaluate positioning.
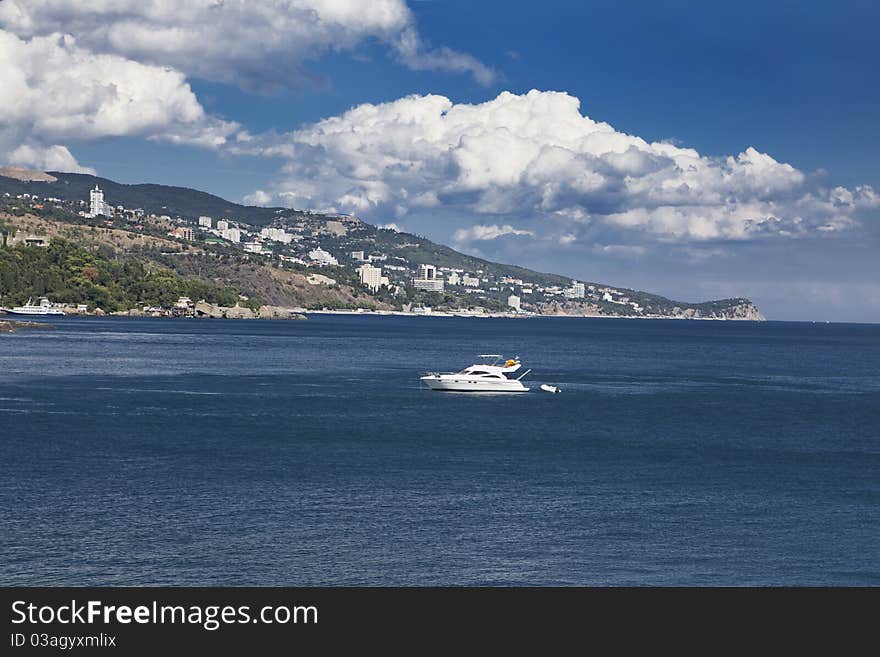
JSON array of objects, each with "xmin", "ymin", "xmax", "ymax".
[{"xmin": 1, "ymin": 315, "xmax": 878, "ymax": 585}]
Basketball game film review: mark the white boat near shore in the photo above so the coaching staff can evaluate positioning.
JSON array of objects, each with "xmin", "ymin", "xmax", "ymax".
[
  {"xmin": 3, "ymin": 297, "xmax": 65, "ymax": 316},
  {"xmin": 420, "ymin": 355, "xmax": 531, "ymax": 392}
]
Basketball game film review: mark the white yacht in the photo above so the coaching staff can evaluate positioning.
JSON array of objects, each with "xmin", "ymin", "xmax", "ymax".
[
  {"xmin": 4, "ymin": 297, "xmax": 66, "ymax": 316},
  {"xmin": 420, "ymin": 355, "xmax": 531, "ymax": 392}
]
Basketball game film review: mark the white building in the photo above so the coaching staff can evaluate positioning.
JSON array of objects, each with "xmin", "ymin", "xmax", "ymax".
[
  {"xmin": 216, "ymin": 220, "xmax": 229, "ymax": 231},
  {"xmin": 357, "ymin": 263, "xmax": 389, "ymax": 292},
  {"xmin": 198, "ymin": 216, "xmax": 212, "ymax": 228},
  {"xmin": 221, "ymin": 227, "xmax": 241, "ymax": 243},
  {"xmin": 564, "ymin": 281, "xmax": 586, "ymax": 299},
  {"xmin": 446, "ymin": 271, "xmax": 461, "ymax": 286},
  {"xmin": 507, "ymin": 294, "xmax": 521, "ymax": 312},
  {"xmin": 169, "ymin": 226, "xmax": 195, "ymax": 241},
  {"xmin": 413, "ymin": 263, "xmax": 444, "ymax": 292},
  {"xmin": 413, "ymin": 278, "xmax": 444, "ymax": 292},
  {"xmin": 462, "ymin": 274, "xmax": 480, "ymax": 287},
  {"xmin": 243, "ymin": 242, "xmax": 263, "ymax": 254},
  {"xmin": 308, "ymin": 248, "xmax": 338, "ymax": 266},
  {"xmin": 89, "ymin": 186, "xmax": 108, "ymax": 217},
  {"xmin": 350, "ymin": 250, "xmax": 365, "ymax": 261},
  {"xmin": 260, "ymin": 227, "xmax": 293, "ymax": 244}
]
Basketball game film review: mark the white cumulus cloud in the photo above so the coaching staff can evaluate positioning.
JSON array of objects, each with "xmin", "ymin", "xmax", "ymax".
[
  {"xmin": 0, "ymin": 0, "xmax": 494, "ymax": 90},
  {"xmin": 242, "ymin": 189, "xmax": 274, "ymax": 206},
  {"xmin": 453, "ymin": 224, "xmax": 534, "ymax": 242},
  {"xmin": 7, "ymin": 144, "xmax": 95, "ymax": 174},
  {"xmin": 242, "ymin": 89, "xmax": 877, "ymax": 243},
  {"xmin": 0, "ymin": 31, "xmax": 239, "ymax": 169},
  {"xmin": 594, "ymin": 244, "xmax": 647, "ymax": 257},
  {"xmin": 0, "ymin": 1, "xmax": 493, "ymax": 174}
]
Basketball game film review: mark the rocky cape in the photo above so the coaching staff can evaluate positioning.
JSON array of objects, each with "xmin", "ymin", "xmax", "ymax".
[{"xmin": 537, "ymin": 298, "xmax": 765, "ymax": 320}]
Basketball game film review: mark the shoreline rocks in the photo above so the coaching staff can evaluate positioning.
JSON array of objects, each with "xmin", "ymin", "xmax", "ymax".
[
  {"xmin": 106, "ymin": 302, "xmax": 307, "ymax": 320},
  {"xmin": 0, "ymin": 319, "xmax": 55, "ymax": 333},
  {"xmin": 193, "ymin": 301, "xmax": 307, "ymax": 320}
]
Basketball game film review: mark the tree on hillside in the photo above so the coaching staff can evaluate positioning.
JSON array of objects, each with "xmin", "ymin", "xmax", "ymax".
[{"xmin": 0, "ymin": 218, "xmax": 12, "ymax": 248}]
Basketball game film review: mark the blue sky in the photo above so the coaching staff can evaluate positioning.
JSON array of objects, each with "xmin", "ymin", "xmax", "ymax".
[{"xmin": 2, "ymin": 1, "xmax": 878, "ymax": 321}]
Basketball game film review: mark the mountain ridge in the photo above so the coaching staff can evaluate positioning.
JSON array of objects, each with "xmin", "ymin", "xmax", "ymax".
[{"xmin": 0, "ymin": 170, "xmax": 287, "ymax": 225}]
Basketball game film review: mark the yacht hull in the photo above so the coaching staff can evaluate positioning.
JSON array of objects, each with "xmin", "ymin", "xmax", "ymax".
[
  {"xmin": 5, "ymin": 309, "xmax": 65, "ymax": 316},
  {"xmin": 420, "ymin": 376, "xmax": 529, "ymax": 392}
]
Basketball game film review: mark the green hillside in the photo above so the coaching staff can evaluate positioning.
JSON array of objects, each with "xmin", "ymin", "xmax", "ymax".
[{"xmin": 0, "ymin": 240, "xmax": 241, "ymax": 312}]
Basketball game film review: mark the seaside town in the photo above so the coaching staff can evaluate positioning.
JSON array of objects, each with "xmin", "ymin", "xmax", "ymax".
[{"xmin": 0, "ymin": 171, "xmax": 764, "ymax": 320}]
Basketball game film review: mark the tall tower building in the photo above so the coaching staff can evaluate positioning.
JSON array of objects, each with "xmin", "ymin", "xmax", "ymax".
[{"xmin": 89, "ymin": 186, "xmax": 106, "ymax": 217}]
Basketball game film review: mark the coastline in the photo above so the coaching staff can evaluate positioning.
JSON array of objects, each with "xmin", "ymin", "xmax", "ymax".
[
  {"xmin": 0, "ymin": 308, "xmax": 766, "ymax": 322},
  {"xmin": 298, "ymin": 308, "xmax": 766, "ymax": 321},
  {"xmin": 8, "ymin": 310, "xmax": 871, "ymax": 323}
]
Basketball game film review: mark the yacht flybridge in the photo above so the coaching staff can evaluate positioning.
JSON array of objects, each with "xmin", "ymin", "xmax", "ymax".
[{"xmin": 420, "ymin": 355, "xmax": 531, "ymax": 392}]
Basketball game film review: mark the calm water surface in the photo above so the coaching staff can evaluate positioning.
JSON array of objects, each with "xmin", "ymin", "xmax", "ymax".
[{"xmin": 1, "ymin": 315, "xmax": 878, "ymax": 585}]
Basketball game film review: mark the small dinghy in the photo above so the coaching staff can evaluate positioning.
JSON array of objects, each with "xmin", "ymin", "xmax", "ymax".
[{"xmin": 540, "ymin": 384, "xmax": 560, "ymax": 394}]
